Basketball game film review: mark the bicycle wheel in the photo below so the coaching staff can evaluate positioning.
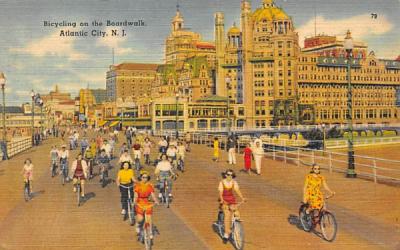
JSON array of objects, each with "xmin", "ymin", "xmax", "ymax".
[
  {"xmin": 24, "ymin": 184, "xmax": 30, "ymax": 202},
  {"xmin": 232, "ymin": 221, "xmax": 244, "ymax": 250},
  {"xmin": 128, "ymin": 201, "xmax": 135, "ymax": 226},
  {"xmin": 164, "ymin": 183, "xmax": 169, "ymax": 208},
  {"xmin": 61, "ymin": 169, "xmax": 65, "ymax": 185},
  {"xmin": 144, "ymin": 224, "xmax": 153, "ymax": 250},
  {"xmin": 77, "ymin": 184, "xmax": 81, "ymax": 207},
  {"xmin": 299, "ymin": 205, "xmax": 313, "ymax": 232},
  {"xmin": 320, "ymin": 211, "xmax": 337, "ymax": 242}
]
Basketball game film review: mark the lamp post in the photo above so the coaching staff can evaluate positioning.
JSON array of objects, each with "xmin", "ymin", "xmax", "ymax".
[
  {"xmin": 0, "ymin": 73, "xmax": 6, "ymax": 145},
  {"xmin": 39, "ymin": 99, "xmax": 44, "ymax": 136},
  {"xmin": 344, "ymin": 30, "xmax": 357, "ymax": 178},
  {"xmin": 31, "ymin": 90, "xmax": 35, "ymax": 145},
  {"xmin": 322, "ymin": 123, "xmax": 326, "ymax": 154},
  {"xmin": 175, "ymin": 93, "xmax": 179, "ymax": 139},
  {"xmin": 225, "ymin": 75, "xmax": 232, "ymax": 134}
]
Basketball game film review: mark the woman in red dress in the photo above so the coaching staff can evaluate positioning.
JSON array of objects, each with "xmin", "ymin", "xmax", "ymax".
[{"xmin": 243, "ymin": 143, "xmax": 252, "ymax": 174}]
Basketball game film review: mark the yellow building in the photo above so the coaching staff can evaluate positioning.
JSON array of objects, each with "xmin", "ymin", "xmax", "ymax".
[
  {"xmin": 151, "ymin": 95, "xmax": 246, "ymax": 132},
  {"xmin": 214, "ymin": 0, "xmax": 400, "ymax": 127},
  {"xmin": 166, "ymin": 6, "xmax": 216, "ymax": 65},
  {"xmin": 106, "ymin": 63, "xmax": 159, "ymax": 102},
  {"xmin": 216, "ymin": 0, "xmax": 300, "ymax": 127}
]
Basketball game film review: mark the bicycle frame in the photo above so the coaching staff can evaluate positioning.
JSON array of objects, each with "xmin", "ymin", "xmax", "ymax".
[{"xmin": 120, "ymin": 184, "xmax": 135, "ymax": 225}]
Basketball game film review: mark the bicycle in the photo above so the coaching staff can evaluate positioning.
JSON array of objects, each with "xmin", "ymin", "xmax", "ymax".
[
  {"xmin": 299, "ymin": 194, "xmax": 337, "ymax": 242},
  {"xmin": 214, "ymin": 201, "xmax": 245, "ymax": 250},
  {"xmin": 177, "ymin": 157, "xmax": 184, "ymax": 173},
  {"xmin": 24, "ymin": 179, "xmax": 31, "ymax": 202},
  {"xmin": 120, "ymin": 184, "xmax": 135, "ymax": 226},
  {"xmin": 51, "ymin": 159, "xmax": 58, "ymax": 177},
  {"xmin": 157, "ymin": 174, "xmax": 176, "ymax": 208},
  {"xmin": 74, "ymin": 176, "xmax": 83, "ymax": 207},
  {"xmin": 137, "ymin": 204, "xmax": 159, "ymax": 250},
  {"xmin": 60, "ymin": 158, "xmax": 68, "ymax": 185},
  {"xmin": 98, "ymin": 163, "xmax": 109, "ymax": 188}
]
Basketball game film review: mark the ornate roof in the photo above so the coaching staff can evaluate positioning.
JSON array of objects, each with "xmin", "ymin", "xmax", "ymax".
[
  {"xmin": 228, "ymin": 25, "xmax": 240, "ymax": 34},
  {"xmin": 252, "ymin": 0, "xmax": 289, "ymax": 22}
]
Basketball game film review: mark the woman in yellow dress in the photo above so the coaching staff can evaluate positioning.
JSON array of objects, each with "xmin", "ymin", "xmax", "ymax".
[
  {"xmin": 213, "ymin": 137, "xmax": 219, "ymax": 162},
  {"xmin": 303, "ymin": 164, "xmax": 335, "ymax": 211}
]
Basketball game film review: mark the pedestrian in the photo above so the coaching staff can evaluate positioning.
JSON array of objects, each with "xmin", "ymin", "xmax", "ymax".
[
  {"xmin": 227, "ymin": 134, "xmax": 237, "ymax": 165},
  {"xmin": 252, "ymin": 138, "xmax": 264, "ymax": 175},
  {"xmin": 213, "ymin": 137, "xmax": 219, "ymax": 162},
  {"xmin": 243, "ymin": 143, "xmax": 252, "ymax": 174}
]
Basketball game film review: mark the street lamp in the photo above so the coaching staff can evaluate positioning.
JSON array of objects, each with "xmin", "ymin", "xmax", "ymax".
[
  {"xmin": 31, "ymin": 90, "xmax": 35, "ymax": 145},
  {"xmin": 344, "ymin": 30, "xmax": 357, "ymax": 178},
  {"xmin": 225, "ymin": 75, "xmax": 232, "ymax": 134},
  {"xmin": 0, "ymin": 72, "xmax": 6, "ymax": 146},
  {"xmin": 175, "ymin": 93, "xmax": 179, "ymax": 139}
]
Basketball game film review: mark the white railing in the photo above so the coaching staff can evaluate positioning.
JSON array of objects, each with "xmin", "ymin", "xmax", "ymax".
[
  {"xmin": 186, "ymin": 133, "xmax": 400, "ymax": 184},
  {"xmin": 6, "ymin": 137, "xmax": 32, "ymax": 158},
  {"xmin": 326, "ymin": 137, "xmax": 400, "ymax": 148}
]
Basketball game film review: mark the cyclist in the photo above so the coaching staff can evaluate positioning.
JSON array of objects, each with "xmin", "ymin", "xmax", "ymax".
[
  {"xmin": 132, "ymin": 139, "xmax": 142, "ymax": 167},
  {"xmin": 101, "ymin": 140, "xmax": 112, "ymax": 159},
  {"xmin": 96, "ymin": 135, "xmax": 103, "ymax": 155},
  {"xmin": 166, "ymin": 144, "xmax": 177, "ymax": 168},
  {"xmin": 22, "ymin": 158, "xmax": 34, "ymax": 193},
  {"xmin": 185, "ymin": 132, "xmax": 191, "ymax": 152},
  {"xmin": 50, "ymin": 145, "xmax": 59, "ymax": 174},
  {"xmin": 84, "ymin": 146, "xmax": 95, "ymax": 179},
  {"xmin": 97, "ymin": 149, "xmax": 110, "ymax": 178},
  {"xmin": 158, "ymin": 137, "xmax": 168, "ymax": 155},
  {"xmin": 59, "ymin": 145, "xmax": 69, "ymax": 180},
  {"xmin": 119, "ymin": 142, "xmax": 128, "ymax": 157},
  {"xmin": 176, "ymin": 141, "xmax": 185, "ymax": 168},
  {"xmin": 125, "ymin": 128, "xmax": 133, "ymax": 148},
  {"xmin": 119, "ymin": 149, "xmax": 133, "ymax": 165},
  {"xmin": 154, "ymin": 154, "xmax": 175, "ymax": 199},
  {"xmin": 134, "ymin": 171, "xmax": 159, "ymax": 237},
  {"xmin": 80, "ymin": 137, "xmax": 89, "ymax": 156},
  {"xmin": 109, "ymin": 137, "xmax": 116, "ymax": 159},
  {"xmin": 303, "ymin": 164, "xmax": 335, "ymax": 214},
  {"xmin": 70, "ymin": 153, "xmax": 89, "ymax": 198},
  {"xmin": 143, "ymin": 137, "xmax": 152, "ymax": 165},
  {"xmin": 218, "ymin": 169, "xmax": 246, "ymax": 244},
  {"xmin": 116, "ymin": 161, "xmax": 136, "ymax": 215}
]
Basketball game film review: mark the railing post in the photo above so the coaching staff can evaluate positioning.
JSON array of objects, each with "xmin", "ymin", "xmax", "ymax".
[
  {"xmin": 329, "ymin": 152, "xmax": 333, "ymax": 173},
  {"xmin": 272, "ymin": 144, "xmax": 276, "ymax": 160},
  {"xmin": 297, "ymin": 147, "xmax": 300, "ymax": 167},
  {"xmin": 373, "ymin": 159, "xmax": 377, "ymax": 183},
  {"xmin": 284, "ymin": 140, "xmax": 287, "ymax": 164}
]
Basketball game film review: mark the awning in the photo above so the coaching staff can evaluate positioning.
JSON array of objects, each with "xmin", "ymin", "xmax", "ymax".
[
  {"xmin": 110, "ymin": 121, "xmax": 120, "ymax": 127},
  {"xmin": 98, "ymin": 120, "xmax": 107, "ymax": 126},
  {"xmin": 122, "ymin": 121, "xmax": 135, "ymax": 127}
]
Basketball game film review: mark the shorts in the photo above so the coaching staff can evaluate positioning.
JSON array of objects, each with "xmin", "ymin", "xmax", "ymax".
[{"xmin": 135, "ymin": 203, "xmax": 153, "ymax": 215}]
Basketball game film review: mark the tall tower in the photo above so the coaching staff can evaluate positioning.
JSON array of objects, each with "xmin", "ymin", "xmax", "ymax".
[
  {"xmin": 215, "ymin": 12, "xmax": 226, "ymax": 96},
  {"xmin": 171, "ymin": 4, "xmax": 184, "ymax": 32},
  {"xmin": 241, "ymin": 0, "xmax": 254, "ymax": 127}
]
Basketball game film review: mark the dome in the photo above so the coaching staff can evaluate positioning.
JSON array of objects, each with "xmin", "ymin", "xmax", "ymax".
[
  {"xmin": 228, "ymin": 25, "xmax": 240, "ymax": 34},
  {"xmin": 252, "ymin": 4, "xmax": 289, "ymax": 22}
]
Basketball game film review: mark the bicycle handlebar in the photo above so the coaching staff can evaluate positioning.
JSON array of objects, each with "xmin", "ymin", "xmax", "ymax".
[{"xmin": 119, "ymin": 184, "xmax": 134, "ymax": 189}]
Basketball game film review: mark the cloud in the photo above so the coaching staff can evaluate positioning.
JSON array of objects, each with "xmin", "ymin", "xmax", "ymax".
[
  {"xmin": 10, "ymin": 30, "xmax": 88, "ymax": 61},
  {"xmin": 374, "ymin": 38, "xmax": 400, "ymax": 59},
  {"xmin": 96, "ymin": 27, "xmax": 136, "ymax": 55},
  {"xmin": 297, "ymin": 14, "xmax": 393, "ymax": 47}
]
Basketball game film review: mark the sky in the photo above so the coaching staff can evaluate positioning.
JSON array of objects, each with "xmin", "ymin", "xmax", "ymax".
[{"xmin": 0, "ymin": 0, "xmax": 399, "ymax": 105}]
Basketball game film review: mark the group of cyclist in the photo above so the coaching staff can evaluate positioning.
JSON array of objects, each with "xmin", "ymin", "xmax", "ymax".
[{"xmin": 23, "ymin": 125, "xmax": 336, "ymax": 246}]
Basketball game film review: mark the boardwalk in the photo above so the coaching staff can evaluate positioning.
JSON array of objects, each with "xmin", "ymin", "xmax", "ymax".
[{"xmin": 0, "ymin": 136, "xmax": 399, "ymax": 250}]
